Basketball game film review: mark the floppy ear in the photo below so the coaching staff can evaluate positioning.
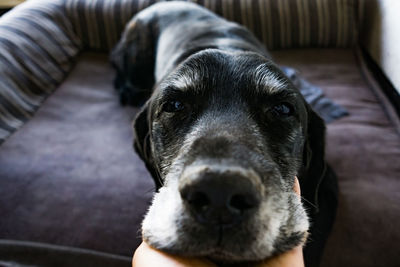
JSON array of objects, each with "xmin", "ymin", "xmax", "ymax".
[
  {"xmin": 299, "ymin": 105, "xmax": 327, "ymax": 214},
  {"xmin": 133, "ymin": 104, "xmax": 162, "ymax": 190},
  {"xmin": 110, "ymin": 36, "xmax": 125, "ymax": 89},
  {"xmin": 110, "ymin": 18, "xmax": 155, "ymax": 106},
  {"xmin": 110, "ymin": 38, "xmax": 124, "ymax": 72}
]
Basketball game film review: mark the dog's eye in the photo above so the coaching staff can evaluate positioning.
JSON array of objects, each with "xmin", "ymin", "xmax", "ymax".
[
  {"xmin": 162, "ymin": 100, "xmax": 185, "ymax": 113},
  {"xmin": 271, "ymin": 103, "xmax": 294, "ymax": 117}
]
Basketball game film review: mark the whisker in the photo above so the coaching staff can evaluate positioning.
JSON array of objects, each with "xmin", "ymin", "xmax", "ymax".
[
  {"xmin": 145, "ymin": 187, "xmax": 156, "ymax": 194},
  {"xmin": 301, "ymin": 196, "xmax": 318, "ymax": 210}
]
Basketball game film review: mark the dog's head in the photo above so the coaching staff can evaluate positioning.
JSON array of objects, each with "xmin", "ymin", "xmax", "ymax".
[{"xmin": 133, "ymin": 49, "xmax": 325, "ymax": 263}]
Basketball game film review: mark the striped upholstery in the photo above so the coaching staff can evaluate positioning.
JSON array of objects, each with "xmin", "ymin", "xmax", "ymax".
[
  {"xmin": 0, "ymin": 0, "xmax": 360, "ymax": 144},
  {"xmin": 65, "ymin": 0, "xmax": 360, "ymax": 51},
  {"xmin": 0, "ymin": 0, "xmax": 81, "ymax": 143}
]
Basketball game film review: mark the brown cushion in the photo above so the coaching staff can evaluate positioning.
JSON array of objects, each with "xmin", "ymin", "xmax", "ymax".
[
  {"xmin": 273, "ymin": 49, "xmax": 400, "ymax": 267},
  {"xmin": 0, "ymin": 53, "xmax": 153, "ymax": 256}
]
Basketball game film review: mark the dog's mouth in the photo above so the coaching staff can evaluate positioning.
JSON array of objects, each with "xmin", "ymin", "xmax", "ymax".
[{"xmin": 157, "ymin": 219, "xmax": 265, "ymax": 262}]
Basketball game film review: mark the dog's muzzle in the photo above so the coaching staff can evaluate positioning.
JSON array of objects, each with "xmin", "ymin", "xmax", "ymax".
[{"xmin": 179, "ymin": 164, "xmax": 262, "ymax": 227}]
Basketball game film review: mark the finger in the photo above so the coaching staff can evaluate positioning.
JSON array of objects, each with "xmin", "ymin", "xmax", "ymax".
[
  {"xmin": 293, "ymin": 176, "xmax": 301, "ymax": 196},
  {"xmin": 256, "ymin": 246, "xmax": 304, "ymax": 267},
  {"xmin": 132, "ymin": 242, "xmax": 216, "ymax": 267}
]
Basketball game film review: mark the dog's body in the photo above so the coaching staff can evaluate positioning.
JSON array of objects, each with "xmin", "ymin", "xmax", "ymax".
[{"xmin": 111, "ymin": 2, "xmax": 337, "ymax": 266}]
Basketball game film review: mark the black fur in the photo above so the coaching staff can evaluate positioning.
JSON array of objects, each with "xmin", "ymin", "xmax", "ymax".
[{"xmin": 111, "ymin": 2, "xmax": 337, "ymax": 266}]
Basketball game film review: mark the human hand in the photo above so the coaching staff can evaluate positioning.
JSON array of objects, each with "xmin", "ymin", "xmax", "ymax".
[
  {"xmin": 132, "ymin": 177, "xmax": 304, "ymax": 267},
  {"xmin": 132, "ymin": 242, "xmax": 217, "ymax": 267}
]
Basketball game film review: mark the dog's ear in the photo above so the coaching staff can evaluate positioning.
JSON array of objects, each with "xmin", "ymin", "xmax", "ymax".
[
  {"xmin": 299, "ymin": 105, "xmax": 327, "ymax": 214},
  {"xmin": 133, "ymin": 103, "xmax": 162, "ymax": 189},
  {"xmin": 110, "ymin": 21, "xmax": 155, "ymax": 106},
  {"xmin": 110, "ymin": 39, "xmax": 124, "ymax": 72},
  {"xmin": 110, "ymin": 38, "xmax": 128, "ymax": 98}
]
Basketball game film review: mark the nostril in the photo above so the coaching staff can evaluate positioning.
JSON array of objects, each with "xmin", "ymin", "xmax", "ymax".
[
  {"xmin": 229, "ymin": 194, "xmax": 258, "ymax": 212},
  {"xmin": 183, "ymin": 191, "xmax": 210, "ymax": 210}
]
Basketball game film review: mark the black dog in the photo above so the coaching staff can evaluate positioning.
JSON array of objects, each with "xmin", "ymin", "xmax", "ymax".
[{"xmin": 111, "ymin": 2, "xmax": 337, "ymax": 266}]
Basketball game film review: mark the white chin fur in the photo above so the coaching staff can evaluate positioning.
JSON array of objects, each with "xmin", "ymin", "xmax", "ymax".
[
  {"xmin": 142, "ymin": 179, "xmax": 182, "ymax": 248},
  {"xmin": 288, "ymin": 192, "xmax": 310, "ymax": 235}
]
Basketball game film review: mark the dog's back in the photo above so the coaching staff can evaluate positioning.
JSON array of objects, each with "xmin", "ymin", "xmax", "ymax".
[{"xmin": 111, "ymin": 1, "xmax": 269, "ymax": 105}]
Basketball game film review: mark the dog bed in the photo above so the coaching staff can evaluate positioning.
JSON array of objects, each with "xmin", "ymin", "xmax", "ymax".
[{"xmin": 0, "ymin": 1, "xmax": 399, "ymax": 266}]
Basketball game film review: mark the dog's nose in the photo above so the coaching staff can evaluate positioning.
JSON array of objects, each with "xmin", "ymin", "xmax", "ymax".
[{"xmin": 179, "ymin": 167, "xmax": 261, "ymax": 226}]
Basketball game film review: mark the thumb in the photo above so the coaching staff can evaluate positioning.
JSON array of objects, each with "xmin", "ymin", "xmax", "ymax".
[{"xmin": 294, "ymin": 176, "xmax": 301, "ymax": 196}]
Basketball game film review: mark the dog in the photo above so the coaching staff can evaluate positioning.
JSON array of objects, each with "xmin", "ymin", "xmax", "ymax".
[{"xmin": 111, "ymin": 2, "xmax": 338, "ymax": 266}]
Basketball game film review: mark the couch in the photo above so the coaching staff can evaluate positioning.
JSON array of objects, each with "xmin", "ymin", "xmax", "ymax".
[{"xmin": 0, "ymin": 0, "xmax": 399, "ymax": 266}]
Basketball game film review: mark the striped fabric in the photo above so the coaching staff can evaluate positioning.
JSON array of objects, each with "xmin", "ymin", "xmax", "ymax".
[
  {"xmin": 0, "ymin": 0, "xmax": 361, "ymax": 144},
  {"xmin": 65, "ymin": 0, "xmax": 360, "ymax": 51},
  {"xmin": 0, "ymin": 0, "xmax": 81, "ymax": 143}
]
